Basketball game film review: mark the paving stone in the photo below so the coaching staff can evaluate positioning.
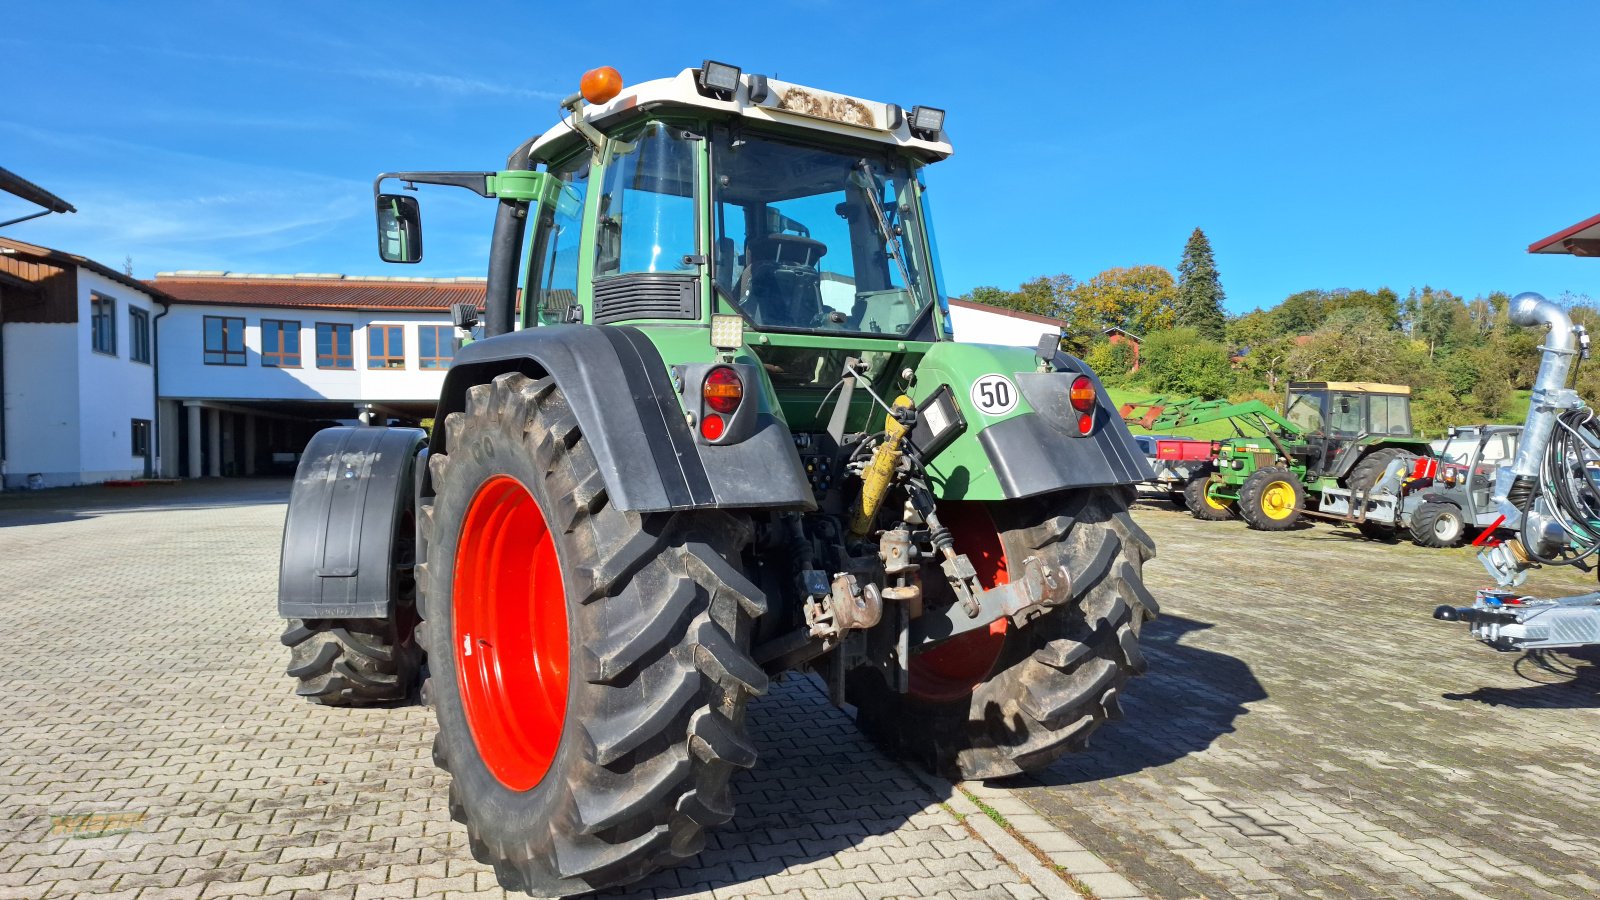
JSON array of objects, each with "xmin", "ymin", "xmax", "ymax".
[
  {"xmin": 1016, "ymin": 499, "xmax": 1600, "ymax": 900},
  {"xmin": 0, "ymin": 482, "xmax": 1070, "ymax": 900}
]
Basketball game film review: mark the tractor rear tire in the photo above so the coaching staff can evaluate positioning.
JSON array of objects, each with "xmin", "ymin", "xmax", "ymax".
[
  {"xmin": 1410, "ymin": 501, "xmax": 1466, "ymax": 548},
  {"xmin": 282, "ymin": 617, "xmax": 420, "ymax": 705},
  {"xmin": 1345, "ymin": 448, "xmax": 1416, "ymax": 539},
  {"xmin": 1237, "ymin": 466, "xmax": 1304, "ymax": 531},
  {"xmin": 416, "ymin": 373, "xmax": 767, "ymax": 896},
  {"xmin": 1186, "ymin": 477, "xmax": 1234, "ymax": 521},
  {"xmin": 846, "ymin": 486, "xmax": 1158, "ymax": 780}
]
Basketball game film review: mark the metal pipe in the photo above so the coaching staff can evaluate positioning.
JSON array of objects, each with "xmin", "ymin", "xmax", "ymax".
[
  {"xmin": 482, "ymin": 141, "xmax": 535, "ymax": 337},
  {"xmin": 1509, "ymin": 291, "xmax": 1578, "ymax": 481}
]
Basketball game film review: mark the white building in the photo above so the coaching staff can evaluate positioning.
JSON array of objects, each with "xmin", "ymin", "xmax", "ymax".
[
  {"xmin": 0, "ymin": 238, "xmax": 163, "ymax": 488},
  {"xmin": 150, "ymin": 272, "xmax": 483, "ymax": 479},
  {"xmin": 947, "ymin": 298, "xmax": 1066, "ymax": 347},
  {"xmin": 0, "ymin": 237, "xmax": 481, "ymax": 487}
]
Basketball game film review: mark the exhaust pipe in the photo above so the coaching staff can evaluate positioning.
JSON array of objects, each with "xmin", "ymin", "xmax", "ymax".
[{"xmin": 1508, "ymin": 292, "xmax": 1578, "ymax": 482}]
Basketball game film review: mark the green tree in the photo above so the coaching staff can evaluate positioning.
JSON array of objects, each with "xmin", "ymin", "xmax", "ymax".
[
  {"xmin": 1084, "ymin": 339, "xmax": 1135, "ymax": 383},
  {"xmin": 1174, "ymin": 228, "xmax": 1227, "ymax": 340},
  {"xmin": 1138, "ymin": 327, "xmax": 1236, "ymax": 398},
  {"xmin": 1287, "ymin": 308, "xmax": 1414, "ymax": 383},
  {"xmin": 1062, "ymin": 265, "xmax": 1178, "ymax": 341}
]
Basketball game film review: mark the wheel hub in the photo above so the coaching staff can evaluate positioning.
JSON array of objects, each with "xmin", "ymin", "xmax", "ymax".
[
  {"xmin": 909, "ymin": 501, "xmax": 1009, "ymax": 702},
  {"xmin": 453, "ymin": 475, "xmax": 569, "ymax": 792},
  {"xmin": 1262, "ymin": 481, "xmax": 1295, "ymax": 519}
]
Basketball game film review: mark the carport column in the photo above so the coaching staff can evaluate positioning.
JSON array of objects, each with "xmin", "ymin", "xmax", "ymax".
[
  {"xmin": 243, "ymin": 414, "xmax": 257, "ymax": 476},
  {"xmin": 185, "ymin": 403, "xmax": 203, "ymax": 480},
  {"xmin": 207, "ymin": 408, "xmax": 222, "ymax": 478}
]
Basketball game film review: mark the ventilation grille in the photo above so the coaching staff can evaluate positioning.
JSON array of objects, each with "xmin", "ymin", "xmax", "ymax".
[{"xmin": 592, "ymin": 274, "xmax": 698, "ymax": 325}]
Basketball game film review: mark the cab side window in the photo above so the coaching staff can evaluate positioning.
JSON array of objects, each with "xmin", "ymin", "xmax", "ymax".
[{"xmin": 528, "ymin": 154, "xmax": 590, "ymax": 325}]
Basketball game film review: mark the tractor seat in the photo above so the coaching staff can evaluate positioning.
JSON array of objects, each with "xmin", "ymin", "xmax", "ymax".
[{"xmin": 742, "ymin": 234, "xmax": 828, "ymax": 327}]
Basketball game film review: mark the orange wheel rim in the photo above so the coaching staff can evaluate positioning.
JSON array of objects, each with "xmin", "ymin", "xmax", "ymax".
[{"xmin": 453, "ymin": 476, "xmax": 569, "ymax": 791}]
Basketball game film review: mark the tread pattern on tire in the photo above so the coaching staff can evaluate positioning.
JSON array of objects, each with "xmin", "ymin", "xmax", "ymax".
[
  {"xmin": 848, "ymin": 486, "xmax": 1158, "ymax": 780},
  {"xmin": 281, "ymin": 617, "xmax": 419, "ymax": 705},
  {"xmin": 1186, "ymin": 477, "xmax": 1233, "ymax": 521},
  {"xmin": 1237, "ymin": 465, "xmax": 1304, "ymax": 531},
  {"xmin": 1344, "ymin": 448, "xmax": 1416, "ymax": 537},
  {"xmin": 418, "ymin": 372, "xmax": 766, "ymax": 896},
  {"xmin": 1410, "ymin": 500, "xmax": 1465, "ymax": 548}
]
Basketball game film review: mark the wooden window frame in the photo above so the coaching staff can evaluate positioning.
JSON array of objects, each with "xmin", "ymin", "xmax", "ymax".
[
  {"xmin": 260, "ymin": 319, "xmax": 302, "ymax": 368},
  {"xmin": 315, "ymin": 322, "xmax": 354, "ymax": 370},
  {"xmin": 367, "ymin": 324, "xmax": 406, "ymax": 370},
  {"xmin": 418, "ymin": 324, "xmax": 454, "ymax": 369}
]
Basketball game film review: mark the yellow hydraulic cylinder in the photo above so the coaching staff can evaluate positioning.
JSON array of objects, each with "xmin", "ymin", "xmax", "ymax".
[{"xmin": 849, "ymin": 395, "xmax": 913, "ymax": 538}]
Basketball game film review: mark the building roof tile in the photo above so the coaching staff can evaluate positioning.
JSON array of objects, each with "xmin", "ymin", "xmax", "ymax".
[{"xmin": 148, "ymin": 272, "xmax": 487, "ymax": 312}]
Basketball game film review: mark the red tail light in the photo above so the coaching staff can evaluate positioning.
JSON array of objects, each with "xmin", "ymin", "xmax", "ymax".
[
  {"xmin": 704, "ymin": 367, "xmax": 743, "ymax": 414},
  {"xmin": 1069, "ymin": 376, "xmax": 1095, "ymax": 413},
  {"xmin": 1077, "ymin": 412, "xmax": 1094, "ymax": 434},
  {"xmin": 700, "ymin": 414, "xmax": 725, "ymax": 441}
]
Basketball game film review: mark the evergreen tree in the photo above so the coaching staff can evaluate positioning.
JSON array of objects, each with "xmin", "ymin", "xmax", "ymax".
[{"xmin": 1175, "ymin": 228, "xmax": 1227, "ymax": 340}]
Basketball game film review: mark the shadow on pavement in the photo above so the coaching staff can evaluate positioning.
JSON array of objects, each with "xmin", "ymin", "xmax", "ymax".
[
  {"xmin": 1019, "ymin": 614, "xmax": 1267, "ymax": 788},
  {"xmin": 1443, "ymin": 648, "xmax": 1600, "ymax": 708},
  {"xmin": 584, "ymin": 675, "xmax": 938, "ymax": 899},
  {"xmin": 0, "ymin": 478, "xmax": 289, "ymax": 527}
]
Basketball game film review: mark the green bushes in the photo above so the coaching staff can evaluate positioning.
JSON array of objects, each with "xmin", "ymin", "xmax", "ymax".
[{"xmin": 1134, "ymin": 327, "xmax": 1237, "ymax": 399}]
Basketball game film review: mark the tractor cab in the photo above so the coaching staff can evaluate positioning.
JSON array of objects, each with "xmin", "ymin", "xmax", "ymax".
[{"xmin": 1283, "ymin": 381, "xmax": 1419, "ymax": 479}]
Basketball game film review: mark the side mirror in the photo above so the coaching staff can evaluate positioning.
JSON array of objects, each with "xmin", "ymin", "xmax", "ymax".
[{"xmin": 376, "ymin": 193, "xmax": 423, "ymax": 263}]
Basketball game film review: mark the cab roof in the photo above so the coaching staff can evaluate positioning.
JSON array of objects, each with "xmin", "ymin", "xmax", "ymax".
[
  {"xmin": 527, "ymin": 68, "xmax": 953, "ymax": 165},
  {"xmin": 1288, "ymin": 381, "xmax": 1411, "ymax": 395}
]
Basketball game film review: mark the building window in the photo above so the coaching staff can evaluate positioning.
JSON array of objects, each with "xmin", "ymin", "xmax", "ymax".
[
  {"xmin": 316, "ymin": 322, "xmax": 354, "ymax": 369},
  {"xmin": 203, "ymin": 315, "xmax": 246, "ymax": 365},
  {"xmin": 367, "ymin": 324, "xmax": 405, "ymax": 369},
  {"xmin": 418, "ymin": 325, "xmax": 455, "ymax": 369},
  {"xmin": 131, "ymin": 419, "xmax": 151, "ymax": 457},
  {"xmin": 261, "ymin": 319, "xmax": 302, "ymax": 367},
  {"xmin": 129, "ymin": 307, "xmax": 151, "ymax": 363},
  {"xmin": 91, "ymin": 293, "xmax": 117, "ymax": 355}
]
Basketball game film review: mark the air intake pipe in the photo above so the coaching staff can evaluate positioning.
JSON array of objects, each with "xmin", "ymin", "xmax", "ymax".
[{"xmin": 1508, "ymin": 292, "xmax": 1578, "ymax": 485}]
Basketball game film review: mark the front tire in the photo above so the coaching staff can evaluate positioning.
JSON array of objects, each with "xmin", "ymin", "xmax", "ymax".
[
  {"xmin": 282, "ymin": 617, "xmax": 420, "ymax": 705},
  {"xmin": 1237, "ymin": 466, "xmax": 1304, "ymax": 531},
  {"xmin": 1186, "ymin": 477, "xmax": 1234, "ymax": 521},
  {"xmin": 1410, "ymin": 501, "xmax": 1466, "ymax": 548},
  {"xmin": 417, "ymin": 373, "xmax": 767, "ymax": 896},
  {"xmin": 846, "ymin": 487, "xmax": 1158, "ymax": 779}
]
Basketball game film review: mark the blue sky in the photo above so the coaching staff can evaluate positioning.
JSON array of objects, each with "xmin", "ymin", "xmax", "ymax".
[{"xmin": 3, "ymin": 2, "xmax": 1595, "ymax": 314}]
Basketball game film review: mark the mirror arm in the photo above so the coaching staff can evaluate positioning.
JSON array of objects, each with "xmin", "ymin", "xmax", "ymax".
[{"xmin": 373, "ymin": 172, "xmax": 495, "ymax": 198}]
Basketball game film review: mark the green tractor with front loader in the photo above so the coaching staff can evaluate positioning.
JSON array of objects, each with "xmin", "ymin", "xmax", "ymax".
[
  {"xmin": 1127, "ymin": 382, "xmax": 1432, "ymax": 533},
  {"xmin": 276, "ymin": 63, "xmax": 1158, "ymax": 896}
]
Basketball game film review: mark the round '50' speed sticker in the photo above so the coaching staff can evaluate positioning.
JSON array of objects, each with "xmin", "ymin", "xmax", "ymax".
[{"xmin": 969, "ymin": 374, "xmax": 1018, "ymax": 416}]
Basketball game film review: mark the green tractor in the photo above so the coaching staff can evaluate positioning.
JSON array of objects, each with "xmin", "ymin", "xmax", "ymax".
[
  {"xmin": 277, "ymin": 62, "xmax": 1157, "ymax": 896},
  {"xmin": 1150, "ymin": 382, "xmax": 1431, "ymax": 532}
]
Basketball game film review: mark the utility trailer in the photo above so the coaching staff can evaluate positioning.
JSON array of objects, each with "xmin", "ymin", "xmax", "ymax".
[
  {"xmin": 277, "ymin": 62, "xmax": 1159, "ymax": 896},
  {"xmin": 1131, "ymin": 434, "xmax": 1217, "ymax": 507}
]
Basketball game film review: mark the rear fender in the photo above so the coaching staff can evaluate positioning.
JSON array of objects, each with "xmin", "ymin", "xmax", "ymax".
[
  {"xmin": 909, "ymin": 341, "xmax": 1152, "ymax": 500},
  {"xmin": 279, "ymin": 426, "xmax": 426, "ymax": 620},
  {"xmin": 432, "ymin": 324, "xmax": 813, "ymax": 513}
]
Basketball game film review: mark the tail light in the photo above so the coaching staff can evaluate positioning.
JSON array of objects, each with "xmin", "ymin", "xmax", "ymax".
[
  {"xmin": 1069, "ymin": 376, "xmax": 1095, "ymax": 412},
  {"xmin": 1070, "ymin": 375, "xmax": 1095, "ymax": 435},
  {"xmin": 701, "ymin": 366, "xmax": 743, "ymax": 441}
]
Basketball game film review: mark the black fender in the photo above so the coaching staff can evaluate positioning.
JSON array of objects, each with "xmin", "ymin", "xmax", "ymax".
[
  {"xmin": 432, "ymin": 324, "xmax": 813, "ymax": 513},
  {"xmin": 979, "ymin": 354, "xmax": 1155, "ymax": 499},
  {"xmin": 278, "ymin": 426, "xmax": 426, "ymax": 620}
]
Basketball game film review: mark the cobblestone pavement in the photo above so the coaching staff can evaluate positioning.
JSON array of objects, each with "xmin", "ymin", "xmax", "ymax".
[
  {"xmin": 0, "ymin": 481, "xmax": 1069, "ymax": 900},
  {"xmin": 1017, "ymin": 500, "xmax": 1600, "ymax": 899}
]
